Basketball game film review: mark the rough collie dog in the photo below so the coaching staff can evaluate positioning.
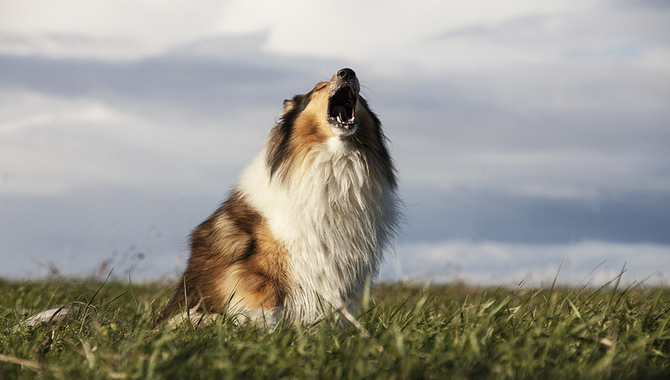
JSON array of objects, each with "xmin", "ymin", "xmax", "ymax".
[{"xmin": 155, "ymin": 68, "xmax": 399, "ymax": 326}]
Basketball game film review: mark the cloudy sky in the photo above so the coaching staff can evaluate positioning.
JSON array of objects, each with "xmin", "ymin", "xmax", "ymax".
[{"xmin": 1, "ymin": 0, "xmax": 668, "ymax": 286}]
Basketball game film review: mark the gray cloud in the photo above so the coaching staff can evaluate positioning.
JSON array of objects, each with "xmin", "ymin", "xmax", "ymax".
[
  {"xmin": 387, "ymin": 240, "xmax": 668, "ymax": 286},
  {"xmin": 1, "ymin": 2, "xmax": 668, "ymax": 281},
  {"xmin": 0, "ymin": 53, "xmax": 298, "ymax": 111},
  {"xmin": 402, "ymin": 187, "xmax": 670, "ymax": 244},
  {"xmin": 0, "ymin": 186, "xmax": 215, "ymax": 279},
  {"xmin": 614, "ymin": 0, "xmax": 670, "ymax": 10}
]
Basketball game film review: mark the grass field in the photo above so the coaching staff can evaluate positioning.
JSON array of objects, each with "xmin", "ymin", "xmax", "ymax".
[{"xmin": 1, "ymin": 275, "xmax": 669, "ymax": 379}]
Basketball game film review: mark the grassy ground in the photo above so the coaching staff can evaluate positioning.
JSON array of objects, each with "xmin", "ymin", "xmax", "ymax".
[{"xmin": 0, "ymin": 276, "xmax": 668, "ymax": 379}]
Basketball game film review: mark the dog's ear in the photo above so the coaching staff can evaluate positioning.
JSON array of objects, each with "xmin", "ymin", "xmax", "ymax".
[
  {"xmin": 283, "ymin": 93, "xmax": 308, "ymax": 114},
  {"xmin": 283, "ymin": 99, "xmax": 295, "ymax": 112}
]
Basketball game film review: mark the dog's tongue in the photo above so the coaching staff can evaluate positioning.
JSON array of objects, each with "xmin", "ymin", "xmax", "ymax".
[{"xmin": 333, "ymin": 105, "xmax": 349, "ymax": 121}]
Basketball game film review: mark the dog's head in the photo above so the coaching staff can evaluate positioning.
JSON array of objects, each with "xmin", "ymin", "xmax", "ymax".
[
  {"xmin": 268, "ymin": 68, "xmax": 392, "ymax": 183},
  {"xmin": 281, "ymin": 68, "xmax": 377, "ymax": 139}
]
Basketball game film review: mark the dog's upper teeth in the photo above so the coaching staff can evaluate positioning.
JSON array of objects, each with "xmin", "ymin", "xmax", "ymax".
[{"xmin": 337, "ymin": 115, "xmax": 342, "ymax": 123}]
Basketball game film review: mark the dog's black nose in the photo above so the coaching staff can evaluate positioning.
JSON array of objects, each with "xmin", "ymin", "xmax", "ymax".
[{"xmin": 337, "ymin": 68, "xmax": 356, "ymax": 81}]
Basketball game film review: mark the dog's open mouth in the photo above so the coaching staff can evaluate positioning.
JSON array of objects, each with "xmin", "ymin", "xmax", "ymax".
[{"xmin": 328, "ymin": 86, "xmax": 357, "ymax": 129}]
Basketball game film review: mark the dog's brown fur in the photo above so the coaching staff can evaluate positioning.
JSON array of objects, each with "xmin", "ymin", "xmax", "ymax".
[{"xmin": 155, "ymin": 191, "xmax": 290, "ymax": 322}]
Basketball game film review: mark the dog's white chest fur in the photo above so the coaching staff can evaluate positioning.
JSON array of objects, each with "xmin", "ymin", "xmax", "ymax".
[{"xmin": 239, "ymin": 137, "xmax": 397, "ymax": 323}]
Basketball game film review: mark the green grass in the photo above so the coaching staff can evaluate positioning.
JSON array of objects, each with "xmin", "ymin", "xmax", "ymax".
[{"xmin": 1, "ymin": 276, "xmax": 669, "ymax": 379}]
